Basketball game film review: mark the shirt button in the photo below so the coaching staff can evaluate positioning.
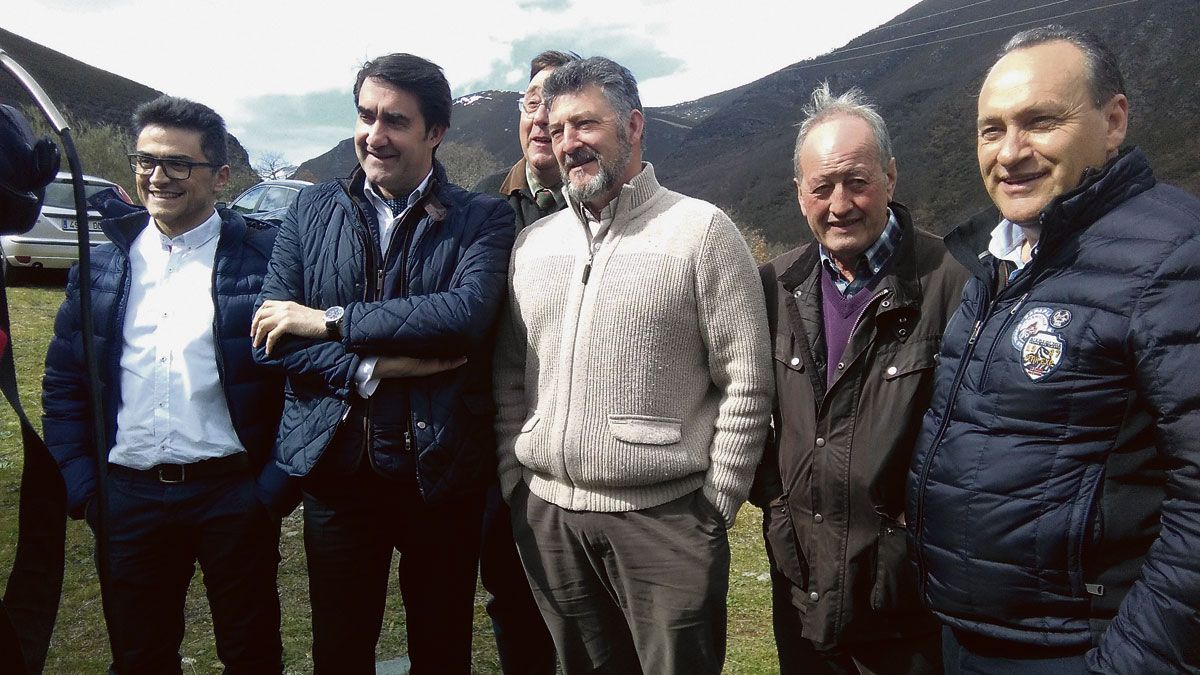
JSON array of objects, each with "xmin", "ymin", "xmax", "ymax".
[
  {"xmin": 416, "ymin": 421, "xmax": 427, "ymax": 430},
  {"xmin": 814, "ymin": 513, "xmax": 824, "ymax": 523},
  {"xmin": 809, "ymin": 592, "xmax": 820, "ymax": 602},
  {"xmin": 886, "ymin": 366, "xmax": 898, "ymax": 376},
  {"xmin": 789, "ymin": 357, "xmax": 800, "ymax": 367},
  {"xmin": 815, "ymin": 438, "xmax": 826, "ymax": 448}
]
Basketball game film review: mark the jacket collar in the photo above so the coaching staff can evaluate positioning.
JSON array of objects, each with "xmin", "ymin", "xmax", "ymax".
[
  {"xmin": 945, "ymin": 147, "xmax": 1155, "ymax": 280},
  {"xmin": 346, "ymin": 158, "xmax": 449, "ymax": 206},
  {"xmin": 779, "ymin": 201, "xmax": 923, "ymax": 309},
  {"xmin": 101, "ymin": 206, "xmax": 250, "ymax": 255},
  {"xmin": 345, "ymin": 159, "xmax": 449, "ymax": 227},
  {"xmin": 498, "ymin": 158, "xmax": 531, "ymax": 196}
]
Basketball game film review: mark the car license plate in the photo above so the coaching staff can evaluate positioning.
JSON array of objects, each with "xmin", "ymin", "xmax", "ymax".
[{"xmin": 61, "ymin": 219, "xmax": 103, "ymax": 232}]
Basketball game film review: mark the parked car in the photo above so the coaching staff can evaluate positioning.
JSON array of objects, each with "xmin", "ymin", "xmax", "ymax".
[
  {"xmin": 227, "ymin": 179, "xmax": 311, "ymax": 225},
  {"xmin": 0, "ymin": 172, "xmax": 133, "ymax": 270}
]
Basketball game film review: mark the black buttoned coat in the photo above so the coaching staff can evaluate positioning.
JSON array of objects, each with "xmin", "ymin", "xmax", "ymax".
[{"xmin": 753, "ymin": 202, "xmax": 968, "ymax": 649}]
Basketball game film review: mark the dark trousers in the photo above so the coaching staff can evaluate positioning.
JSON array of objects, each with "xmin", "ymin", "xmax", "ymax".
[
  {"xmin": 302, "ymin": 464, "xmax": 484, "ymax": 675},
  {"xmin": 480, "ymin": 484, "xmax": 557, "ymax": 675},
  {"xmin": 95, "ymin": 468, "xmax": 283, "ymax": 675},
  {"xmin": 942, "ymin": 626, "xmax": 1088, "ymax": 674},
  {"xmin": 512, "ymin": 483, "xmax": 729, "ymax": 675}
]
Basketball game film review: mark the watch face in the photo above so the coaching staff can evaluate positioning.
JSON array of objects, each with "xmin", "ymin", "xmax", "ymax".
[{"xmin": 324, "ymin": 306, "xmax": 344, "ymax": 322}]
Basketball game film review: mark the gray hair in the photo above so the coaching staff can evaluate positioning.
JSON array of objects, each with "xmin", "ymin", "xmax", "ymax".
[
  {"xmin": 792, "ymin": 82, "xmax": 892, "ymax": 179},
  {"xmin": 996, "ymin": 25, "xmax": 1126, "ymax": 108},
  {"xmin": 543, "ymin": 56, "xmax": 644, "ymax": 142}
]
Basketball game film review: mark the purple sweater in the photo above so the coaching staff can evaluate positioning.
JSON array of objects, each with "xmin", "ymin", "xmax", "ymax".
[{"xmin": 822, "ymin": 271, "xmax": 878, "ymax": 383}]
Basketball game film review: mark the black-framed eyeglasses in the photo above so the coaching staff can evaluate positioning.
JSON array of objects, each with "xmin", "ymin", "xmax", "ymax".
[
  {"xmin": 517, "ymin": 95, "xmax": 546, "ymax": 116},
  {"xmin": 128, "ymin": 153, "xmax": 220, "ymax": 180}
]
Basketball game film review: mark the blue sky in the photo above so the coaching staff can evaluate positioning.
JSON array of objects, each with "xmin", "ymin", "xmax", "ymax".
[{"xmin": 6, "ymin": 0, "xmax": 920, "ymax": 165}]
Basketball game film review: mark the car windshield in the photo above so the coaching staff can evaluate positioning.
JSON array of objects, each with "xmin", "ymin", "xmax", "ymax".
[
  {"xmin": 44, "ymin": 181, "xmax": 117, "ymax": 209},
  {"xmin": 257, "ymin": 187, "xmax": 296, "ymax": 212}
]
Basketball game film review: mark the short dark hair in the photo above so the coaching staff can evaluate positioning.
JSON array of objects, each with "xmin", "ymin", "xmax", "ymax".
[
  {"xmin": 354, "ymin": 53, "xmax": 452, "ymax": 132},
  {"xmin": 543, "ymin": 57, "xmax": 642, "ymax": 130},
  {"xmin": 132, "ymin": 95, "xmax": 228, "ymax": 166},
  {"xmin": 997, "ymin": 25, "xmax": 1126, "ymax": 107},
  {"xmin": 529, "ymin": 50, "xmax": 581, "ymax": 80}
]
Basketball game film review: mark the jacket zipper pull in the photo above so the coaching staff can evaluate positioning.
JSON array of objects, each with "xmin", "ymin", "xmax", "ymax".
[
  {"xmin": 1009, "ymin": 292, "xmax": 1030, "ymax": 315},
  {"xmin": 404, "ymin": 429, "xmax": 413, "ymax": 453},
  {"xmin": 376, "ymin": 269, "xmax": 385, "ymax": 297},
  {"xmin": 581, "ymin": 242, "xmax": 600, "ymax": 285},
  {"xmin": 582, "ymin": 250, "xmax": 596, "ymax": 284},
  {"xmin": 967, "ymin": 320, "xmax": 984, "ymax": 345}
]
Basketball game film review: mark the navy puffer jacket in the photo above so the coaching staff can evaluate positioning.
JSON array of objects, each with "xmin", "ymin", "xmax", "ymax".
[
  {"xmin": 907, "ymin": 148, "xmax": 1200, "ymax": 672},
  {"xmin": 43, "ymin": 209, "xmax": 292, "ymax": 517},
  {"xmin": 254, "ymin": 162, "xmax": 514, "ymax": 501}
]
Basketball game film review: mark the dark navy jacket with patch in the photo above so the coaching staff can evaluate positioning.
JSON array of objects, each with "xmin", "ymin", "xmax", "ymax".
[{"xmin": 907, "ymin": 148, "xmax": 1200, "ymax": 673}]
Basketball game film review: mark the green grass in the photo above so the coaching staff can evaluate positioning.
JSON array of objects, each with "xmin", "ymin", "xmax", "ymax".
[{"xmin": 0, "ymin": 276, "xmax": 778, "ymax": 674}]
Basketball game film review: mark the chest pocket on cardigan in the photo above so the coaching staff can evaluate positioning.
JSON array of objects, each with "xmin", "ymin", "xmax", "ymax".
[{"xmin": 607, "ymin": 414, "xmax": 682, "ymax": 445}]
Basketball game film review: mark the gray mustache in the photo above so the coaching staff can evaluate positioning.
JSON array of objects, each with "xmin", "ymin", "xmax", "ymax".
[{"xmin": 563, "ymin": 149, "xmax": 598, "ymax": 169}]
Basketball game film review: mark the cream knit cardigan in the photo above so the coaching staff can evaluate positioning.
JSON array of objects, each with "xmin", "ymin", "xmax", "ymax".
[{"xmin": 494, "ymin": 164, "xmax": 772, "ymax": 526}]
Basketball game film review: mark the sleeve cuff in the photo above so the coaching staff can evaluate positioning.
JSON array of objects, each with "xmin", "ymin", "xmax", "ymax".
[{"xmin": 354, "ymin": 356, "xmax": 380, "ymax": 398}]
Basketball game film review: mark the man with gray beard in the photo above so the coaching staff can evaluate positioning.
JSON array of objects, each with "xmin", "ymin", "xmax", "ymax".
[{"xmin": 493, "ymin": 56, "xmax": 773, "ymax": 675}]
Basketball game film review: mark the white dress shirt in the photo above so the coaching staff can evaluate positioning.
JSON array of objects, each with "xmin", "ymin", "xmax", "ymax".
[
  {"xmin": 988, "ymin": 218, "xmax": 1034, "ymax": 270},
  {"xmin": 108, "ymin": 210, "xmax": 244, "ymax": 469}
]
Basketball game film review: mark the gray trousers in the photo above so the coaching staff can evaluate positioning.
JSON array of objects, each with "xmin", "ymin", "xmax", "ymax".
[{"xmin": 511, "ymin": 483, "xmax": 730, "ymax": 675}]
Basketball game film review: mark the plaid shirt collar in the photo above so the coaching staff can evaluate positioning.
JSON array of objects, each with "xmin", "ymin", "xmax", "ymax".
[{"xmin": 819, "ymin": 208, "xmax": 901, "ymax": 297}]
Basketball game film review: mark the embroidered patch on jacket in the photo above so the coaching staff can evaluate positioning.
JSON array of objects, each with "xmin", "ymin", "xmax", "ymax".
[
  {"xmin": 1011, "ymin": 307, "xmax": 1053, "ymax": 351},
  {"xmin": 1050, "ymin": 308, "xmax": 1072, "ymax": 329},
  {"xmin": 1021, "ymin": 331, "xmax": 1065, "ymax": 380}
]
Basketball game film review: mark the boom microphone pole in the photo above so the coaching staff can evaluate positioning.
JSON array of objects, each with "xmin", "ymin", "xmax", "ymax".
[{"xmin": 0, "ymin": 48, "xmax": 116, "ymax": 673}]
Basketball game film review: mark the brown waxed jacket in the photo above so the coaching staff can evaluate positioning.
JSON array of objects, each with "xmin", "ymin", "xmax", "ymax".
[{"xmin": 752, "ymin": 202, "xmax": 969, "ymax": 649}]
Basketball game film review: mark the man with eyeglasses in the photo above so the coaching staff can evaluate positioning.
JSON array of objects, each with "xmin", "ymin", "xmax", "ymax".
[
  {"xmin": 473, "ymin": 48, "xmax": 579, "ymax": 675},
  {"xmin": 476, "ymin": 50, "xmax": 579, "ymax": 230},
  {"xmin": 43, "ymin": 95, "xmax": 292, "ymax": 673},
  {"xmin": 250, "ymin": 53, "xmax": 514, "ymax": 673}
]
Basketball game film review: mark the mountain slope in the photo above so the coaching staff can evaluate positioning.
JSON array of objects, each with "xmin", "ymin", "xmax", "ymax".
[
  {"xmin": 655, "ymin": 0, "xmax": 1200, "ymax": 243},
  {"xmin": 0, "ymin": 26, "xmax": 255, "ymax": 173},
  {"xmin": 292, "ymin": 0, "xmax": 1199, "ymax": 246}
]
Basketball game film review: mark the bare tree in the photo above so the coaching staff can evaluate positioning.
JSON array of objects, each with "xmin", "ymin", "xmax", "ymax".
[
  {"xmin": 437, "ymin": 141, "xmax": 505, "ymax": 190},
  {"xmin": 254, "ymin": 152, "xmax": 297, "ymax": 180}
]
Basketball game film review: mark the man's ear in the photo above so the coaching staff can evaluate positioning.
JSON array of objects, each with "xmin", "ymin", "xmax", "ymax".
[
  {"xmin": 885, "ymin": 157, "xmax": 898, "ymax": 200},
  {"xmin": 214, "ymin": 164, "xmax": 230, "ymax": 191},
  {"xmin": 426, "ymin": 124, "xmax": 448, "ymax": 147},
  {"xmin": 627, "ymin": 109, "xmax": 645, "ymax": 147},
  {"xmin": 1103, "ymin": 94, "xmax": 1129, "ymax": 158},
  {"xmin": 794, "ymin": 177, "xmax": 807, "ymax": 217}
]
